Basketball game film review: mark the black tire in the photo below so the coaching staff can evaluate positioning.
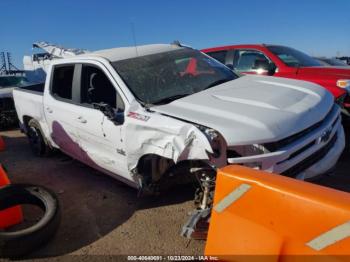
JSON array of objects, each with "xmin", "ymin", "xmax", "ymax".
[
  {"xmin": 341, "ymin": 118, "xmax": 350, "ymax": 155},
  {"xmin": 27, "ymin": 119, "xmax": 51, "ymax": 156},
  {"xmin": 0, "ymin": 184, "xmax": 60, "ymax": 258}
]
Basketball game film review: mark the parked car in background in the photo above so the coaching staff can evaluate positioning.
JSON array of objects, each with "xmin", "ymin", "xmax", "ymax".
[
  {"xmin": 337, "ymin": 56, "xmax": 350, "ymax": 65},
  {"xmin": 0, "ymin": 75, "xmax": 33, "ymax": 128},
  {"xmin": 202, "ymin": 45, "xmax": 350, "ymax": 116},
  {"xmin": 314, "ymin": 57, "xmax": 349, "ymax": 67}
]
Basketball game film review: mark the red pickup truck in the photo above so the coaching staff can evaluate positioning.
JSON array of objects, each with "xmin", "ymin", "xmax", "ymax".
[{"xmin": 202, "ymin": 44, "xmax": 350, "ymax": 114}]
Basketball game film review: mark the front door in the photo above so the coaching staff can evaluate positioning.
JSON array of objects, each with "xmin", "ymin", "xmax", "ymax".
[
  {"xmin": 75, "ymin": 63, "xmax": 128, "ymax": 178},
  {"xmin": 231, "ymin": 49, "xmax": 272, "ymax": 75}
]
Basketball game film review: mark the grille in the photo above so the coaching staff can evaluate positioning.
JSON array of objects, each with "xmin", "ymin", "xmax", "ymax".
[
  {"xmin": 264, "ymin": 105, "xmax": 336, "ymax": 152},
  {"xmin": 282, "ymin": 133, "xmax": 338, "ymax": 178}
]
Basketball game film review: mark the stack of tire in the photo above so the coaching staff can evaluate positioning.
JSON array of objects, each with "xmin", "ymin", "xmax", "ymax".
[{"xmin": 0, "ymin": 137, "xmax": 60, "ymax": 258}]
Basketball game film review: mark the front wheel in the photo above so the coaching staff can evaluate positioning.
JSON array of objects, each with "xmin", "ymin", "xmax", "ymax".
[{"xmin": 27, "ymin": 119, "xmax": 51, "ymax": 157}]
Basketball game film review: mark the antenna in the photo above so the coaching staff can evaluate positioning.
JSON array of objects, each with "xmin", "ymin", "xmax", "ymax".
[{"xmin": 131, "ymin": 21, "xmax": 139, "ymax": 56}]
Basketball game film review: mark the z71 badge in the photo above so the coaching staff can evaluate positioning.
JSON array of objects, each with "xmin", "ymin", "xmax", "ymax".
[{"xmin": 127, "ymin": 112, "xmax": 150, "ymax": 122}]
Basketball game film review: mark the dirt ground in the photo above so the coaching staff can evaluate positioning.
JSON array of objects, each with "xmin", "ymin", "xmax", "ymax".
[{"xmin": 1, "ymin": 129, "xmax": 350, "ymax": 259}]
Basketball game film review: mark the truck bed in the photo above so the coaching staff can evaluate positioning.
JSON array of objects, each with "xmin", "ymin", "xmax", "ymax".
[
  {"xmin": 13, "ymin": 85, "xmax": 45, "ymax": 130},
  {"xmin": 18, "ymin": 82, "xmax": 45, "ymax": 93}
]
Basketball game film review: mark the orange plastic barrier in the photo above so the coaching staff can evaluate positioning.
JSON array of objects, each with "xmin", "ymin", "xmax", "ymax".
[
  {"xmin": 0, "ymin": 164, "xmax": 23, "ymax": 229},
  {"xmin": 205, "ymin": 165, "xmax": 350, "ymax": 261},
  {"xmin": 0, "ymin": 136, "xmax": 5, "ymax": 151}
]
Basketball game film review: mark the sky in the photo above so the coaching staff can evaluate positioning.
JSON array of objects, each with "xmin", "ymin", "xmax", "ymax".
[{"xmin": 1, "ymin": 0, "xmax": 350, "ymax": 68}]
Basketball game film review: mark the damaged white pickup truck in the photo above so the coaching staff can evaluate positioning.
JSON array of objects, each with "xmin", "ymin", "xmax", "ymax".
[{"xmin": 13, "ymin": 44, "xmax": 344, "ymax": 196}]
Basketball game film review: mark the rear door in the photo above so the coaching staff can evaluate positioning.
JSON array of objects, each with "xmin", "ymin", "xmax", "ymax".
[{"xmin": 43, "ymin": 64, "xmax": 85, "ymax": 161}]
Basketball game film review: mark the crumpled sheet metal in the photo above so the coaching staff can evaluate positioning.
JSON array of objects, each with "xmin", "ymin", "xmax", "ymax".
[{"xmin": 124, "ymin": 108, "xmax": 214, "ymax": 172}]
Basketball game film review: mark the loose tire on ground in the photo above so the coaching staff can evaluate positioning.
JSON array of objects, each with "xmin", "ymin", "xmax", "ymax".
[{"xmin": 0, "ymin": 184, "xmax": 60, "ymax": 258}]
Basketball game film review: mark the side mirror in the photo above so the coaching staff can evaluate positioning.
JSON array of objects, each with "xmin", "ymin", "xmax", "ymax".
[
  {"xmin": 267, "ymin": 63, "xmax": 277, "ymax": 76},
  {"xmin": 93, "ymin": 102, "xmax": 124, "ymax": 125},
  {"xmin": 113, "ymin": 111, "xmax": 125, "ymax": 125},
  {"xmin": 254, "ymin": 60, "xmax": 276, "ymax": 76}
]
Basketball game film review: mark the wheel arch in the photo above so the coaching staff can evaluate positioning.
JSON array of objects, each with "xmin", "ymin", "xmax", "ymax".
[{"xmin": 22, "ymin": 115, "xmax": 34, "ymax": 133}]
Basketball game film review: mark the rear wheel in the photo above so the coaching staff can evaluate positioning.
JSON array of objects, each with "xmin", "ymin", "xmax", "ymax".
[{"xmin": 27, "ymin": 119, "xmax": 51, "ymax": 157}]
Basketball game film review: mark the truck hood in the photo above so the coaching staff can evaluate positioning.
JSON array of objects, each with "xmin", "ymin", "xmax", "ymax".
[
  {"xmin": 0, "ymin": 87, "xmax": 14, "ymax": 98},
  {"xmin": 152, "ymin": 75, "xmax": 334, "ymax": 146},
  {"xmin": 297, "ymin": 67, "xmax": 350, "ymax": 79}
]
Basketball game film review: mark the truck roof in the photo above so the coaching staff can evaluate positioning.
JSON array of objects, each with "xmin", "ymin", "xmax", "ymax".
[
  {"xmin": 79, "ymin": 44, "xmax": 183, "ymax": 62},
  {"xmin": 201, "ymin": 44, "xmax": 266, "ymax": 53}
]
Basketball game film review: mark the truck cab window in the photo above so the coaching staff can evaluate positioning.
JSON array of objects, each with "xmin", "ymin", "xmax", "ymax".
[
  {"xmin": 51, "ymin": 65, "xmax": 74, "ymax": 100},
  {"xmin": 81, "ymin": 65, "xmax": 124, "ymax": 111},
  {"xmin": 206, "ymin": 51, "xmax": 227, "ymax": 64},
  {"xmin": 233, "ymin": 50, "xmax": 271, "ymax": 73}
]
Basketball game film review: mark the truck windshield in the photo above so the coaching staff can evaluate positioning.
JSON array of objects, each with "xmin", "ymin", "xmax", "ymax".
[
  {"xmin": 267, "ymin": 46, "xmax": 323, "ymax": 67},
  {"xmin": 112, "ymin": 48, "xmax": 237, "ymax": 105}
]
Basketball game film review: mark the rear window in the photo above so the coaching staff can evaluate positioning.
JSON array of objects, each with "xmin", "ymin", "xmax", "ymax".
[
  {"xmin": 267, "ymin": 46, "xmax": 322, "ymax": 67},
  {"xmin": 51, "ymin": 65, "xmax": 74, "ymax": 100}
]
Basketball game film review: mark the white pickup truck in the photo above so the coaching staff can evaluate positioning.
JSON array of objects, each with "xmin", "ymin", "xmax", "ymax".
[{"xmin": 13, "ymin": 44, "xmax": 345, "ymax": 196}]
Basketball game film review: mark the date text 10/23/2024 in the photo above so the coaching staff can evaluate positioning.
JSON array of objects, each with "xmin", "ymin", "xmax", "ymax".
[{"xmin": 127, "ymin": 256, "xmax": 219, "ymax": 261}]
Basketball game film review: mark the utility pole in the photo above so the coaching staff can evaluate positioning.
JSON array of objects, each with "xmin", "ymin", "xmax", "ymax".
[
  {"xmin": 0, "ymin": 52, "xmax": 7, "ymax": 75},
  {"xmin": 7, "ymin": 52, "xmax": 21, "ymax": 73},
  {"xmin": 0, "ymin": 52, "xmax": 24, "ymax": 75}
]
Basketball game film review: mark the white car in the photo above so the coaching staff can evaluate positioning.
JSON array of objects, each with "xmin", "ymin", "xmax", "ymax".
[{"xmin": 13, "ymin": 43, "xmax": 344, "ymax": 195}]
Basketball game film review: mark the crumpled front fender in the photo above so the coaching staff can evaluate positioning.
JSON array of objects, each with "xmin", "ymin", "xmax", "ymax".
[{"xmin": 124, "ymin": 107, "xmax": 215, "ymax": 173}]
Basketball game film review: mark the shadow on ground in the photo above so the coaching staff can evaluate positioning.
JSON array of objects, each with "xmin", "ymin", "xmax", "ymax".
[
  {"xmin": 1, "ymin": 129, "xmax": 350, "ymax": 258},
  {"xmin": 0, "ymin": 131, "xmax": 201, "ymax": 258}
]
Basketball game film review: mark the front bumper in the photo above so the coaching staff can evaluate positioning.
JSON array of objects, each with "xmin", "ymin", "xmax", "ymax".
[
  {"xmin": 227, "ymin": 105, "xmax": 345, "ymax": 180},
  {"xmin": 295, "ymin": 124, "xmax": 344, "ymax": 180}
]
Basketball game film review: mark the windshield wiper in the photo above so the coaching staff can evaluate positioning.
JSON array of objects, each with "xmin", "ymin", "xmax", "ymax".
[
  {"xmin": 204, "ymin": 78, "xmax": 231, "ymax": 90},
  {"xmin": 151, "ymin": 93, "xmax": 192, "ymax": 105}
]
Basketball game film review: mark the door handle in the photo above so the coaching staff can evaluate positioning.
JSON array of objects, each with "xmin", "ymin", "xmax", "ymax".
[
  {"xmin": 77, "ymin": 116, "xmax": 87, "ymax": 124},
  {"xmin": 46, "ymin": 107, "xmax": 53, "ymax": 113}
]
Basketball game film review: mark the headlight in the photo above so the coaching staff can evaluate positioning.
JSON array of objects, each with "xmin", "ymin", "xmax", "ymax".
[
  {"xmin": 227, "ymin": 144, "xmax": 267, "ymax": 170},
  {"xmin": 196, "ymin": 125, "xmax": 222, "ymax": 158},
  {"xmin": 232, "ymin": 144, "xmax": 269, "ymax": 157},
  {"xmin": 336, "ymin": 79, "xmax": 350, "ymax": 90}
]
